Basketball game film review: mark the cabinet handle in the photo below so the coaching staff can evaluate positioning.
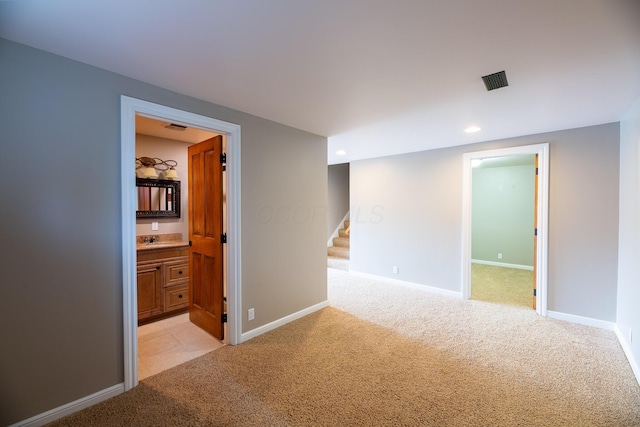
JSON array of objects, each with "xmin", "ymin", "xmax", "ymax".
[
  {"xmin": 178, "ymin": 294, "xmax": 183, "ymax": 299},
  {"xmin": 178, "ymin": 270, "xmax": 183, "ymax": 275}
]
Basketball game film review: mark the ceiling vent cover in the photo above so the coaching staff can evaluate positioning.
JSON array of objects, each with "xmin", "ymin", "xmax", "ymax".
[
  {"xmin": 164, "ymin": 123, "xmax": 187, "ymax": 131},
  {"xmin": 482, "ymin": 71, "xmax": 508, "ymax": 91}
]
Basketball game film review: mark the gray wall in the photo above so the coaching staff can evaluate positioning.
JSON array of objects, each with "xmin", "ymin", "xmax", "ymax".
[
  {"xmin": 351, "ymin": 123, "xmax": 619, "ymax": 321},
  {"xmin": 617, "ymin": 96, "xmax": 640, "ymax": 371},
  {"xmin": 328, "ymin": 163, "xmax": 350, "ymax": 239},
  {"xmin": 0, "ymin": 39, "xmax": 327, "ymax": 425},
  {"xmin": 472, "ymin": 162, "xmax": 535, "ymax": 266}
]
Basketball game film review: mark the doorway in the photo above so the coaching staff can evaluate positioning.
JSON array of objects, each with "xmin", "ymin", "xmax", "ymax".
[
  {"xmin": 461, "ymin": 143, "xmax": 549, "ymax": 316},
  {"xmin": 121, "ymin": 96, "xmax": 242, "ymax": 392},
  {"xmin": 134, "ymin": 118, "xmax": 224, "ymax": 379},
  {"xmin": 469, "ymin": 154, "xmax": 536, "ymax": 308}
]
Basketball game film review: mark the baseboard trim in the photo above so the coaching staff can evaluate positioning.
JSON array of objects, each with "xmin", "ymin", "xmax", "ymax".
[
  {"xmin": 349, "ymin": 270, "xmax": 462, "ymax": 298},
  {"xmin": 471, "ymin": 259, "xmax": 534, "ymax": 271},
  {"xmin": 614, "ymin": 325, "xmax": 640, "ymax": 386},
  {"xmin": 546, "ymin": 310, "xmax": 616, "ymax": 330},
  {"xmin": 240, "ymin": 300, "xmax": 330, "ymax": 343},
  {"xmin": 10, "ymin": 383, "xmax": 124, "ymax": 427}
]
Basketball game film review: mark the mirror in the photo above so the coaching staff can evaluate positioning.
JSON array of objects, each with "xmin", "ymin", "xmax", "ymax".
[{"xmin": 136, "ymin": 178, "xmax": 181, "ymax": 218}]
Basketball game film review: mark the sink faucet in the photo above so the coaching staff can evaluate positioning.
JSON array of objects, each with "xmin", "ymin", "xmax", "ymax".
[{"xmin": 142, "ymin": 236, "xmax": 158, "ymax": 244}]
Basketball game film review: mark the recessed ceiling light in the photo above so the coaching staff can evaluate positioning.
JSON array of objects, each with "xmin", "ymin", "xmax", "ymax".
[
  {"xmin": 465, "ymin": 126, "xmax": 481, "ymax": 133},
  {"xmin": 336, "ymin": 150, "xmax": 347, "ymax": 155}
]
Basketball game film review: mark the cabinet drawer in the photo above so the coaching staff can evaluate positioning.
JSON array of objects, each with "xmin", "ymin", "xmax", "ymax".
[
  {"xmin": 165, "ymin": 284, "xmax": 189, "ymax": 311},
  {"xmin": 165, "ymin": 260, "xmax": 189, "ymax": 286}
]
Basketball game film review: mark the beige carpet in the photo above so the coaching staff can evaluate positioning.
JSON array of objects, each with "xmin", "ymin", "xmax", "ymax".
[
  {"xmin": 471, "ymin": 263, "xmax": 533, "ymax": 308},
  {"xmin": 327, "ymin": 256, "xmax": 349, "ymax": 271},
  {"xmin": 48, "ymin": 269, "xmax": 640, "ymax": 426}
]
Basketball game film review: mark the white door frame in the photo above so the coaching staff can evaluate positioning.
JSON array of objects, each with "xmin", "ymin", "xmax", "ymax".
[
  {"xmin": 461, "ymin": 143, "xmax": 549, "ymax": 315},
  {"xmin": 121, "ymin": 96, "xmax": 242, "ymax": 391}
]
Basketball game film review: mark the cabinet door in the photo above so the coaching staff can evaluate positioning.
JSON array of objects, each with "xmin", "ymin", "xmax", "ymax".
[{"xmin": 137, "ymin": 262, "xmax": 163, "ymax": 319}]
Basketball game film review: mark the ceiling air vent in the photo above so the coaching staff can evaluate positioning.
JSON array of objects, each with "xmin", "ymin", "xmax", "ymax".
[
  {"xmin": 164, "ymin": 123, "xmax": 187, "ymax": 131},
  {"xmin": 482, "ymin": 70, "xmax": 508, "ymax": 91}
]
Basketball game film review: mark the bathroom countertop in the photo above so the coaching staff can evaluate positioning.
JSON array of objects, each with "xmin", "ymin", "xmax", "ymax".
[
  {"xmin": 136, "ymin": 241, "xmax": 189, "ymax": 251},
  {"xmin": 136, "ymin": 233, "xmax": 188, "ymax": 251}
]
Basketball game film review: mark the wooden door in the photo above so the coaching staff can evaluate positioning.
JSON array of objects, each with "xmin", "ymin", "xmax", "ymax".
[
  {"xmin": 533, "ymin": 154, "xmax": 538, "ymax": 310},
  {"xmin": 188, "ymin": 136, "xmax": 225, "ymax": 340}
]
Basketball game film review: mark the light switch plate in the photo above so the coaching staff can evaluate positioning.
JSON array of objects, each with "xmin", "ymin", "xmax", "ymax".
[{"xmin": 151, "ymin": 222, "xmax": 158, "ymax": 231}]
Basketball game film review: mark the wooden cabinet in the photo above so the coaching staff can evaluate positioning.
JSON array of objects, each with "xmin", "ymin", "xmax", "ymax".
[
  {"xmin": 136, "ymin": 245, "xmax": 189, "ymax": 323},
  {"xmin": 136, "ymin": 262, "xmax": 163, "ymax": 319}
]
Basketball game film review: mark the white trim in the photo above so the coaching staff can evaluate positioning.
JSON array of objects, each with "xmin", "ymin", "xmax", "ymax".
[
  {"xmin": 462, "ymin": 143, "xmax": 549, "ymax": 316},
  {"xmin": 471, "ymin": 259, "xmax": 534, "ymax": 271},
  {"xmin": 614, "ymin": 325, "xmax": 640, "ymax": 385},
  {"xmin": 349, "ymin": 270, "xmax": 462, "ymax": 298},
  {"xmin": 121, "ymin": 96, "xmax": 242, "ymax": 393},
  {"xmin": 9, "ymin": 384, "xmax": 124, "ymax": 427},
  {"xmin": 547, "ymin": 310, "xmax": 616, "ymax": 330},
  {"xmin": 240, "ymin": 300, "xmax": 329, "ymax": 342},
  {"xmin": 327, "ymin": 211, "xmax": 350, "ymax": 246}
]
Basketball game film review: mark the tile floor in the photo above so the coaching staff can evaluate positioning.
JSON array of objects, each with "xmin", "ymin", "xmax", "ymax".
[{"xmin": 138, "ymin": 313, "xmax": 225, "ymax": 380}]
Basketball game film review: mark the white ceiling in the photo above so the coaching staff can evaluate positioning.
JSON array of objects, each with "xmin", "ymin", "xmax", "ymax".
[{"xmin": 1, "ymin": 0, "xmax": 639, "ymax": 164}]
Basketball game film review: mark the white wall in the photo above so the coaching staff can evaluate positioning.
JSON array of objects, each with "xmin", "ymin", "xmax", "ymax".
[
  {"xmin": 351, "ymin": 123, "xmax": 620, "ymax": 321},
  {"xmin": 617, "ymin": 96, "xmax": 640, "ymax": 376}
]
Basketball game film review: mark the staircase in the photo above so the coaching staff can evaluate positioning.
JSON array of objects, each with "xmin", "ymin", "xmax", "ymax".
[{"xmin": 328, "ymin": 220, "xmax": 350, "ymax": 260}]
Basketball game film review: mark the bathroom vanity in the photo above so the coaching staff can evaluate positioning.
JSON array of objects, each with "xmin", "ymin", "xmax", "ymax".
[{"xmin": 136, "ymin": 235, "xmax": 189, "ymax": 324}]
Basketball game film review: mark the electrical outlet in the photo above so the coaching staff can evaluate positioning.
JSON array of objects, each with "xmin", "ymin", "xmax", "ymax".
[
  {"xmin": 248, "ymin": 308, "xmax": 255, "ymax": 321},
  {"xmin": 151, "ymin": 221, "xmax": 159, "ymax": 231},
  {"xmin": 498, "ymin": 253, "xmax": 503, "ymax": 259},
  {"xmin": 393, "ymin": 266, "xmax": 399, "ymax": 274}
]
